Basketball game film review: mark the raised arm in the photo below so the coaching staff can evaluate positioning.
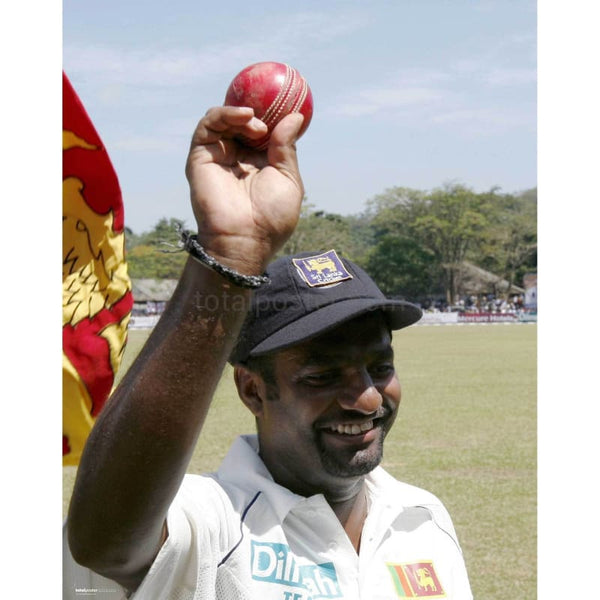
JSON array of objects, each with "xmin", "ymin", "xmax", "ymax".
[{"xmin": 66, "ymin": 106, "xmax": 305, "ymax": 591}]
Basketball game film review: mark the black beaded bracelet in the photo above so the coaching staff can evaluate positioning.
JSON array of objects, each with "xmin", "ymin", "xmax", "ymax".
[{"xmin": 180, "ymin": 230, "xmax": 271, "ymax": 289}]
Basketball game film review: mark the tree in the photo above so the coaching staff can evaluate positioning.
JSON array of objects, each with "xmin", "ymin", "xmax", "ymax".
[
  {"xmin": 121, "ymin": 185, "xmax": 536, "ymax": 302},
  {"xmin": 126, "ymin": 245, "xmax": 187, "ymax": 279},
  {"xmin": 363, "ymin": 188, "xmax": 432, "ymax": 301},
  {"xmin": 479, "ymin": 188, "xmax": 537, "ymax": 297},
  {"xmin": 411, "ymin": 184, "xmax": 493, "ymax": 304},
  {"xmin": 365, "ymin": 184, "xmax": 493, "ymax": 304},
  {"xmin": 365, "ymin": 234, "xmax": 440, "ymax": 301},
  {"xmin": 125, "ymin": 217, "xmax": 188, "ymax": 279},
  {"xmin": 137, "ymin": 217, "xmax": 187, "ymax": 246},
  {"xmin": 279, "ymin": 202, "xmax": 364, "ymax": 260}
]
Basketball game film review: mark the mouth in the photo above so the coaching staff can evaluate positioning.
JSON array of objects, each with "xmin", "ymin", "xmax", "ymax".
[
  {"xmin": 318, "ymin": 416, "xmax": 385, "ymax": 446},
  {"xmin": 327, "ymin": 420, "xmax": 375, "ymax": 436}
]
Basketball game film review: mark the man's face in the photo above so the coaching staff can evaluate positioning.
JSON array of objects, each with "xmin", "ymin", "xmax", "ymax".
[{"xmin": 255, "ymin": 312, "xmax": 401, "ymax": 499}]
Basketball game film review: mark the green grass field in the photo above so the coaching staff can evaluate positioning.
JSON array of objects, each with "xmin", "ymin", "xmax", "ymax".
[{"xmin": 63, "ymin": 323, "xmax": 537, "ymax": 599}]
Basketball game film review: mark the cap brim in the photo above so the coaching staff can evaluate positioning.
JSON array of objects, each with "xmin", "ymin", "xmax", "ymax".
[{"xmin": 248, "ymin": 298, "xmax": 422, "ymax": 358}]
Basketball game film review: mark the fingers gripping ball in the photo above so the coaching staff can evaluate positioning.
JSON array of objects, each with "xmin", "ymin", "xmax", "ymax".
[{"xmin": 224, "ymin": 62, "xmax": 313, "ymax": 150}]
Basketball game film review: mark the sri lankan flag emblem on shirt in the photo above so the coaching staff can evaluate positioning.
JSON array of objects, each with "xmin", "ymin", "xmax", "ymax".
[
  {"xmin": 63, "ymin": 71, "xmax": 133, "ymax": 465},
  {"xmin": 387, "ymin": 562, "xmax": 446, "ymax": 598}
]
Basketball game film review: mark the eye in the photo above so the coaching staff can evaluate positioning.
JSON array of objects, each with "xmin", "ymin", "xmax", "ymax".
[
  {"xmin": 300, "ymin": 370, "xmax": 340, "ymax": 387},
  {"xmin": 369, "ymin": 363, "xmax": 395, "ymax": 378}
]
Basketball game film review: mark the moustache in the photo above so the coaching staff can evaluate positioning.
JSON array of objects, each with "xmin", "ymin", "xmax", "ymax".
[{"xmin": 314, "ymin": 399, "xmax": 395, "ymax": 430}]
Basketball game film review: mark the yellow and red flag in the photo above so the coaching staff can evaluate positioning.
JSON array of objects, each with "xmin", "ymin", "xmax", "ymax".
[{"xmin": 63, "ymin": 72, "xmax": 133, "ymax": 465}]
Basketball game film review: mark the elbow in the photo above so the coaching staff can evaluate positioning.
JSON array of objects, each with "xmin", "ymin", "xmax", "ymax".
[
  {"xmin": 66, "ymin": 495, "xmax": 131, "ymax": 575},
  {"xmin": 67, "ymin": 523, "xmax": 144, "ymax": 591},
  {"xmin": 67, "ymin": 520, "xmax": 125, "ymax": 575},
  {"xmin": 66, "ymin": 517, "xmax": 165, "ymax": 591}
]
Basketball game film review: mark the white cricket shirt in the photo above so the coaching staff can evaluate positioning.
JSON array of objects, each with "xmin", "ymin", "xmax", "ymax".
[{"xmin": 64, "ymin": 434, "xmax": 473, "ymax": 599}]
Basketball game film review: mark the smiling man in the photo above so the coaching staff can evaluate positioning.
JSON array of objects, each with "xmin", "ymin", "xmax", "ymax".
[
  {"xmin": 64, "ymin": 106, "xmax": 472, "ymax": 599},
  {"xmin": 231, "ymin": 253, "xmax": 413, "ymax": 502}
]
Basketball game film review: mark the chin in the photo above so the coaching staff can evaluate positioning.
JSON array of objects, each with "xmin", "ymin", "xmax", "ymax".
[{"xmin": 319, "ymin": 439, "xmax": 384, "ymax": 478}]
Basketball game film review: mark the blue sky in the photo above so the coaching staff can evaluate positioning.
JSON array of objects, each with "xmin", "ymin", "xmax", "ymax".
[{"xmin": 63, "ymin": 0, "xmax": 537, "ymax": 234}]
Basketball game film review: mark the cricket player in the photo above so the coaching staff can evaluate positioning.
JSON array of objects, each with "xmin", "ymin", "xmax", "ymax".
[{"xmin": 64, "ymin": 106, "xmax": 472, "ymax": 599}]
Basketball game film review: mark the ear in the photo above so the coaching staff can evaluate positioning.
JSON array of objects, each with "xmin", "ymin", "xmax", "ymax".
[{"xmin": 234, "ymin": 365, "xmax": 268, "ymax": 417}]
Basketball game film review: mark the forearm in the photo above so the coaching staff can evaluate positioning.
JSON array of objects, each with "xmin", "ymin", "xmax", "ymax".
[
  {"xmin": 67, "ymin": 104, "xmax": 304, "ymax": 590},
  {"xmin": 67, "ymin": 257, "xmax": 252, "ymax": 585}
]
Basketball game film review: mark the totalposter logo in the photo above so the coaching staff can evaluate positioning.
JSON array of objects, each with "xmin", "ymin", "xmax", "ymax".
[{"xmin": 251, "ymin": 541, "xmax": 342, "ymax": 599}]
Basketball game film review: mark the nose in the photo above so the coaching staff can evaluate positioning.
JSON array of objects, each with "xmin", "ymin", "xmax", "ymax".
[{"xmin": 336, "ymin": 368, "xmax": 383, "ymax": 414}]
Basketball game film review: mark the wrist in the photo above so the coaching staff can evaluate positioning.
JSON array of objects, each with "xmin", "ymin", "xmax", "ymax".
[
  {"xmin": 181, "ymin": 232, "xmax": 271, "ymax": 289},
  {"xmin": 194, "ymin": 232, "xmax": 273, "ymax": 276}
]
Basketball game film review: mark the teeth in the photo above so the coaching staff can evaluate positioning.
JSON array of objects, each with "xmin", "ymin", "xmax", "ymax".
[{"xmin": 329, "ymin": 420, "xmax": 374, "ymax": 435}]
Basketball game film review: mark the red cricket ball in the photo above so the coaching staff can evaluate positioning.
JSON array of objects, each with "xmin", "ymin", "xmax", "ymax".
[{"xmin": 224, "ymin": 61, "xmax": 313, "ymax": 150}]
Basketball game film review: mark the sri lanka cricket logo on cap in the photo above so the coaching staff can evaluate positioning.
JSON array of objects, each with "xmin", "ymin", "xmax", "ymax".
[
  {"xmin": 386, "ymin": 561, "xmax": 446, "ymax": 598},
  {"xmin": 292, "ymin": 250, "xmax": 353, "ymax": 287}
]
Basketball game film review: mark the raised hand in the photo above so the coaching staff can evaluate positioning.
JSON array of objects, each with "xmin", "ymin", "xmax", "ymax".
[{"xmin": 185, "ymin": 106, "xmax": 305, "ymax": 275}]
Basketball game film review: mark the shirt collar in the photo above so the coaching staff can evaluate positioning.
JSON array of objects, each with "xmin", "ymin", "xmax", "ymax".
[
  {"xmin": 217, "ymin": 434, "xmax": 306, "ymax": 522},
  {"xmin": 216, "ymin": 435, "xmax": 417, "ymax": 523}
]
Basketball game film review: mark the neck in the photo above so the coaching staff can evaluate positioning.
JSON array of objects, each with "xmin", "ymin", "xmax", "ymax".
[
  {"xmin": 257, "ymin": 445, "xmax": 369, "ymax": 551},
  {"xmin": 260, "ymin": 445, "xmax": 365, "ymax": 502},
  {"xmin": 264, "ymin": 460, "xmax": 369, "ymax": 552},
  {"xmin": 328, "ymin": 480, "xmax": 368, "ymax": 553}
]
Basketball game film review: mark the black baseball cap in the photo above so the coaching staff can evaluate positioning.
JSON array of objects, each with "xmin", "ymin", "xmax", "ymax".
[{"xmin": 229, "ymin": 249, "xmax": 422, "ymax": 364}]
